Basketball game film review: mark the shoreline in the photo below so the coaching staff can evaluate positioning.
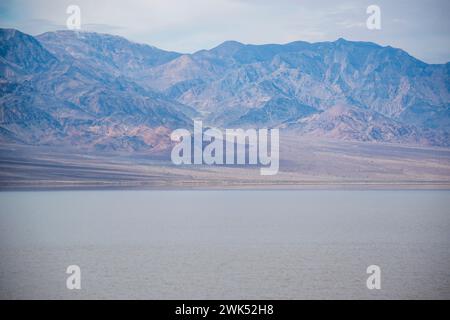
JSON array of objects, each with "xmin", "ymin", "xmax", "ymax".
[{"xmin": 2, "ymin": 181, "xmax": 450, "ymax": 192}]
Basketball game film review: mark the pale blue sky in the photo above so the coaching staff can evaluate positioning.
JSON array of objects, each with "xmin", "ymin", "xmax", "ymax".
[{"xmin": 0, "ymin": 0, "xmax": 449, "ymax": 63}]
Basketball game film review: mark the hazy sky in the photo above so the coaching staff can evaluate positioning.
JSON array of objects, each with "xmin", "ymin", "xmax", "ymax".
[{"xmin": 1, "ymin": 0, "xmax": 449, "ymax": 63}]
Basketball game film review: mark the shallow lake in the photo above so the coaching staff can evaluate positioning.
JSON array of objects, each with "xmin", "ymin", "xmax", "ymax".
[{"xmin": 0, "ymin": 190, "xmax": 449, "ymax": 299}]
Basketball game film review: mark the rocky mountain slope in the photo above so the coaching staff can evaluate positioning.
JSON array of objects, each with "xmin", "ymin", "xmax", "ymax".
[
  {"xmin": 0, "ymin": 29, "xmax": 195, "ymax": 152},
  {"xmin": 1, "ymin": 28, "xmax": 449, "ymax": 151}
]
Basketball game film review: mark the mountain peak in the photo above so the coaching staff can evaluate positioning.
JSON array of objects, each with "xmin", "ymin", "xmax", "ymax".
[
  {"xmin": 0, "ymin": 28, "xmax": 35, "ymax": 42},
  {"xmin": 36, "ymin": 29, "xmax": 181, "ymax": 71},
  {"xmin": 330, "ymin": 37, "xmax": 384, "ymax": 50},
  {"xmin": 0, "ymin": 28, "xmax": 57, "ymax": 73},
  {"xmin": 209, "ymin": 40, "xmax": 245, "ymax": 55},
  {"xmin": 218, "ymin": 40, "xmax": 244, "ymax": 46},
  {"xmin": 0, "ymin": 28, "xmax": 20, "ymax": 38},
  {"xmin": 37, "ymin": 29, "xmax": 137, "ymax": 45}
]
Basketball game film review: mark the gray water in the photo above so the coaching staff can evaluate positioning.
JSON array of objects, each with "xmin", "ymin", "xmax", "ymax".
[{"xmin": 0, "ymin": 190, "xmax": 449, "ymax": 299}]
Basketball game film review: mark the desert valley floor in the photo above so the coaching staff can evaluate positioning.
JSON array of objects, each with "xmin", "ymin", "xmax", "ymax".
[{"xmin": 1, "ymin": 135, "xmax": 450, "ymax": 190}]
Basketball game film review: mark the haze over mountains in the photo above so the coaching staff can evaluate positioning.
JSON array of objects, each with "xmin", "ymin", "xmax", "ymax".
[{"xmin": 0, "ymin": 28, "xmax": 449, "ymax": 152}]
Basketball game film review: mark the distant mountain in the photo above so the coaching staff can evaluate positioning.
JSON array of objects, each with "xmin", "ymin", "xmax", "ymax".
[
  {"xmin": 0, "ymin": 29, "xmax": 58, "ymax": 78},
  {"xmin": 0, "ymin": 28, "xmax": 449, "ymax": 150},
  {"xmin": 141, "ymin": 38, "xmax": 449, "ymax": 146},
  {"xmin": 36, "ymin": 30, "xmax": 181, "ymax": 77},
  {"xmin": 0, "ymin": 29, "xmax": 195, "ymax": 152},
  {"xmin": 230, "ymin": 96, "xmax": 319, "ymax": 127},
  {"xmin": 157, "ymin": 39, "xmax": 449, "ymax": 128}
]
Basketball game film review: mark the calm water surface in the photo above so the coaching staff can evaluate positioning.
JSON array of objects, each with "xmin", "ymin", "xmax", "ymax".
[{"xmin": 0, "ymin": 190, "xmax": 449, "ymax": 299}]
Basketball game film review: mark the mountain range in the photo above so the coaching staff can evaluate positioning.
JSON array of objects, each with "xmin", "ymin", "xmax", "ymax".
[{"xmin": 0, "ymin": 28, "xmax": 449, "ymax": 152}]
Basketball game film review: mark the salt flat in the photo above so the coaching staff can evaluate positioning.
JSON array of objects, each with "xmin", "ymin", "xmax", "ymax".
[{"xmin": 1, "ymin": 136, "xmax": 449, "ymax": 190}]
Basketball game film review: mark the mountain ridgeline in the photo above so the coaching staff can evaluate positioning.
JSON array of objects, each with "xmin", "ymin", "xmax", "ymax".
[{"xmin": 0, "ymin": 28, "xmax": 449, "ymax": 152}]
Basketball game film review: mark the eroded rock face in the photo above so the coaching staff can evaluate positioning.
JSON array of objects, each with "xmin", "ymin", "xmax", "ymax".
[
  {"xmin": 0, "ymin": 29, "xmax": 194, "ymax": 152},
  {"xmin": 1, "ymin": 28, "xmax": 449, "ymax": 152}
]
